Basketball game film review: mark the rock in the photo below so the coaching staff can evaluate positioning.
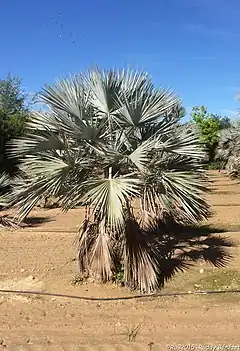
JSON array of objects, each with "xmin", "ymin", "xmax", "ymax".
[{"xmin": 26, "ymin": 275, "xmax": 35, "ymax": 280}]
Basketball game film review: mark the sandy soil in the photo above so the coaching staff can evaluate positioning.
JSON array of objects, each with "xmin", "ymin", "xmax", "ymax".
[{"xmin": 1, "ymin": 171, "xmax": 240, "ymax": 350}]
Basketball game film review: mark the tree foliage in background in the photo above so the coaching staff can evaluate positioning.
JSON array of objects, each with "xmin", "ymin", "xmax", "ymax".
[
  {"xmin": 10, "ymin": 68, "xmax": 212, "ymax": 293},
  {"xmin": 0, "ymin": 74, "xmax": 27, "ymax": 175},
  {"xmin": 190, "ymin": 106, "xmax": 230, "ymax": 163},
  {"xmin": 0, "ymin": 74, "xmax": 27, "ymax": 114}
]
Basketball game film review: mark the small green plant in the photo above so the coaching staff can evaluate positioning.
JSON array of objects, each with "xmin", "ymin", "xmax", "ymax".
[
  {"xmin": 70, "ymin": 274, "xmax": 84, "ymax": 285},
  {"xmin": 123, "ymin": 324, "xmax": 141, "ymax": 342},
  {"xmin": 112, "ymin": 263, "xmax": 124, "ymax": 285},
  {"xmin": 207, "ymin": 160, "xmax": 222, "ymax": 170}
]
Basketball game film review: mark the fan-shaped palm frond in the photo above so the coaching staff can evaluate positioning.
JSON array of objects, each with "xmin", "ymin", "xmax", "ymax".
[
  {"xmin": 76, "ymin": 177, "xmax": 140, "ymax": 230},
  {"xmin": 40, "ymin": 75, "xmax": 86, "ymax": 118},
  {"xmin": 9, "ymin": 67, "xmax": 212, "ymax": 292},
  {"xmin": 0, "ymin": 173, "xmax": 23, "ymax": 228},
  {"xmin": 0, "ymin": 173, "xmax": 9, "ymax": 207}
]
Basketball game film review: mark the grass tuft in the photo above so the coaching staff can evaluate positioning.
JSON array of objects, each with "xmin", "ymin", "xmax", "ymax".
[{"xmin": 123, "ymin": 324, "xmax": 141, "ymax": 342}]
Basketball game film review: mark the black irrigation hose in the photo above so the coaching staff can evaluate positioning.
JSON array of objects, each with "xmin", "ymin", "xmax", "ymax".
[{"xmin": 0, "ymin": 288, "xmax": 240, "ymax": 301}]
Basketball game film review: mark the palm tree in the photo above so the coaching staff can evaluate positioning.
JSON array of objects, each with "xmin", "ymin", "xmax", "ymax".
[
  {"xmin": 9, "ymin": 68, "xmax": 211, "ymax": 292},
  {"xmin": 0, "ymin": 173, "xmax": 19, "ymax": 228},
  {"xmin": 216, "ymin": 121, "xmax": 240, "ymax": 174},
  {"xmin": 0, "ymin": 173, "xmax": 9, "ymax": 206}
]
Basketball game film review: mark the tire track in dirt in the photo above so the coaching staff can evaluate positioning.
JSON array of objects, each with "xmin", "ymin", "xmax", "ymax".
[{"xmin": 4, "ymin": 343, "xmax": 160, "ymax": 351}]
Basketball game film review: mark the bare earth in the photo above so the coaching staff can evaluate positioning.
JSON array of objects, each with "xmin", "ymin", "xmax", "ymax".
[{"xmin": 1, "ymin": 171, "xmax": 240, "ymax": 350}]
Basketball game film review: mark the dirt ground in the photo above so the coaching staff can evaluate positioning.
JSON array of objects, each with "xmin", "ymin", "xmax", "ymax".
[{"xmin": 1, "ymin": 171, "xmax": 240, "ymax": 350}]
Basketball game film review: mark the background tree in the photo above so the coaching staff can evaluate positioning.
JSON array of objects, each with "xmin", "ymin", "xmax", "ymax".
[
  {"xmin": 0, "ymin": 74, "xmax": 27, "ymax": 114},
  {"xmin": 216, "ymin": 121, "xmax": 240, "ymax": 175},
  {"xmin": 0, "ymin": 74, "xmax": 27, "ymax": 175},
  {"xmin": 215, "ymin": 115, "xmax": 231, "ymax": 130},
  {"xmin": 190, "ymin": 106, "xmax": 230, "ymax": 163}
]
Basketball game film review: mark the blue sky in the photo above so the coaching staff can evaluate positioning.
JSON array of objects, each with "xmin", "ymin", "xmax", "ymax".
[{"xmin": 1, "ymin": 0, "xmax": 240, "ymax": 119}]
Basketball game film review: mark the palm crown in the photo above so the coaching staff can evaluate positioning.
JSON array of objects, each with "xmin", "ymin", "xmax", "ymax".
[{"xmin": 10, "ymin": 68, "xmax": 210, "ymax": 292}]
